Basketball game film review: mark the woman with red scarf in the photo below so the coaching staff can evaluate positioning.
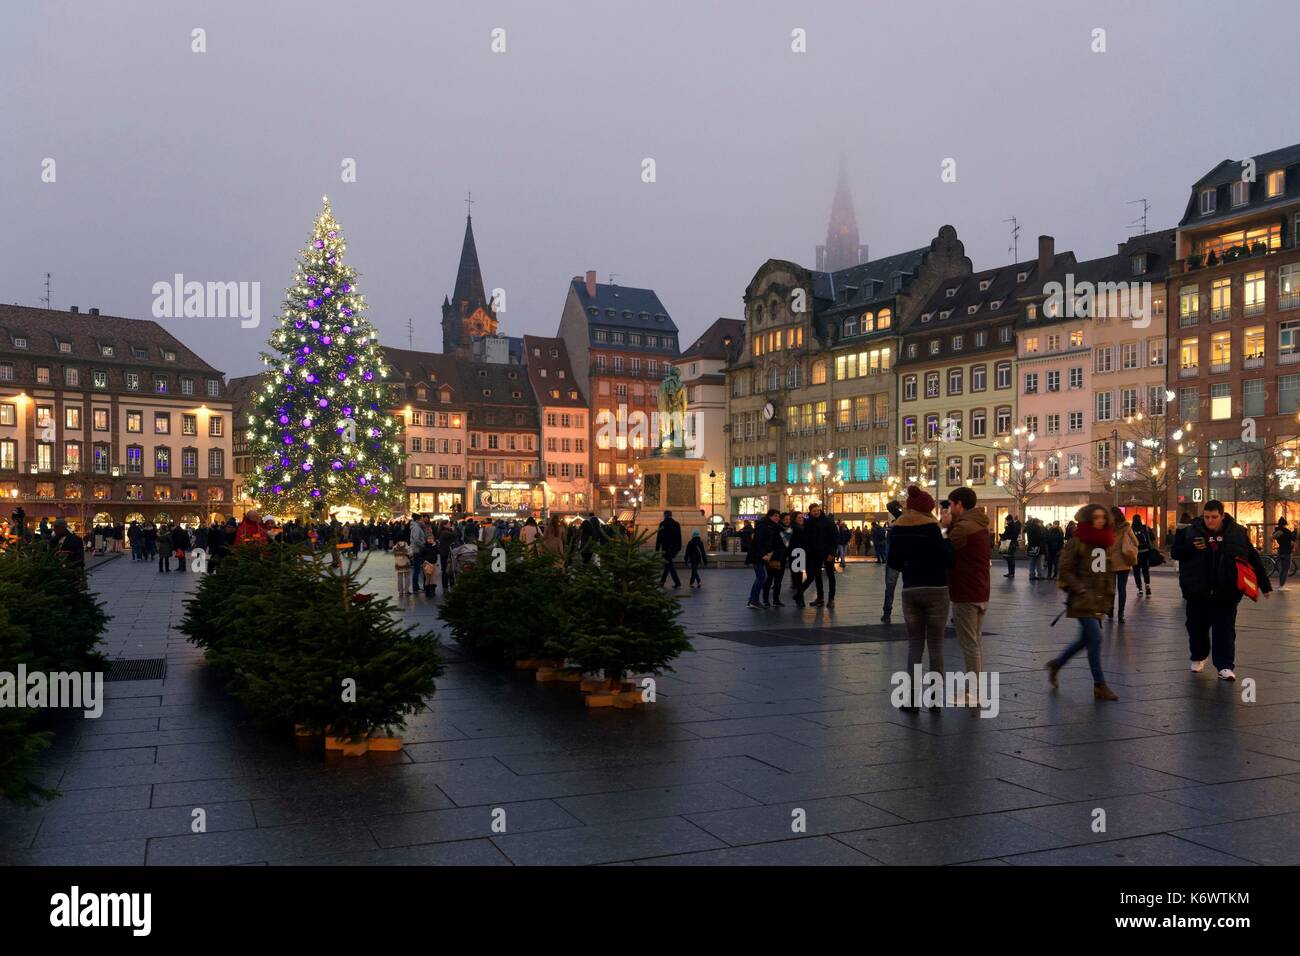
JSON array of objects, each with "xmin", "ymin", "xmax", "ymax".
[{"xmin": 1047, "ymin": 504, "xmax": 1120, "ymax": 701}]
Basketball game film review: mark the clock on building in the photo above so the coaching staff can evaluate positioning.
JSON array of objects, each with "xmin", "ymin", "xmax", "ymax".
[{"xmin": 762, "ymin": 401, "xmax": 775, "ymax": 421}]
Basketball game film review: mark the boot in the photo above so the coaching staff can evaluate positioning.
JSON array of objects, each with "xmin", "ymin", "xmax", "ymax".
[
  {"xmin": 1093, "ymin": 683, "xmax": 1119, "ymax": 701},
  {"xmin": 1045, "ymin": 660, "xmax": 1060, "ymax": 689}
]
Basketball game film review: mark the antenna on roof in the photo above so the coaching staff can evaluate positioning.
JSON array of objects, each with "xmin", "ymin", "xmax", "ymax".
[
  {"xmin": 1127, "ymin": 198, "xmax": 1150, "ymax": 235},
  {"xmin": 41, "ymin": 272, "xmax": 51, "ymax": 310},
  {"xmin": 1002, "ymin": 217, "xmax": 1020, "ymax": 262},
  {"xmin": 407, "ymin": 316, "xmax": 414, "ymax": 350},
  {"xmin": 608, "ymin": 273, "xmax": 619, "ymax": 286}
]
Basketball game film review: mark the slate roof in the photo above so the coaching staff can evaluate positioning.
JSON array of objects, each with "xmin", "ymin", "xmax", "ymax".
[
  {"xmin": 812, "ymin": 247, "xmax": 929, "ymax": 308},
  {"xmin": 910, "ymin": 256, "xmax": 1046, "ymax": 332},
  {"xmin": 680, "ymin": 317, "xmax": 744, "ymax": 362},
  {"xmin": 522, "ymin": 334, "xmax": 587, "ymax": 409},
  {"xmin": 0, "ymin": 303, "xmax": 224, "ymax": 376},
  {"xmin": 569, "ymin": 279, "xmax": 680, "ymax": 347},
  {"xmin": 1179, "ymin": 142, "xmax": 1300, "ymax": 228}
]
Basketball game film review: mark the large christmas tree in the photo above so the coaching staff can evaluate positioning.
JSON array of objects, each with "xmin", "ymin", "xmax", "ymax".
[{"xmin": 246, "ymin": 197, "xmax": 405, "ymax": 517}]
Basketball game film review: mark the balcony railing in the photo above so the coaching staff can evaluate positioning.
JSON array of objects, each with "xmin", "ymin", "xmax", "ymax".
[
  {"xmin": 1280, "ymin": 350, "xmax": 1300, "ymax": 366},
  {"xmin": 1280, "ymin": 291, "xmax": 1300, "ymax": 311},
  {"xmin": 1245, "ymin": 302, "xmax": 1266, "ymax": 318},
  {"xmin": 1244, "ymin": 354, "xmax": 1265, "ymax": 369},
  {"xmin": 1211, "ymin": 361, "xmax": 1231, "ymax": 374},
  {"xmin": 1210, "ymin": 309, "xmax": 1231, "ymax": 323},
  {"xmin": 1180, "ymin": 365, "xmax": 1200, "ymax": 378},
  {"xmin": 1179, "ymin": 313, "xmax": 1199, "ymax": 327}
]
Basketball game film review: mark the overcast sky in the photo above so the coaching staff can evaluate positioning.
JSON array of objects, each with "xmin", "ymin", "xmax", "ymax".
[{"xmin": 2, "ymin": 0, "xmax": 1294, "ymax": 377}]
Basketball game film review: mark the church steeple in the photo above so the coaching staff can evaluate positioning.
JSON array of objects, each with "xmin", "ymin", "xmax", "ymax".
[
  {"xmin": 441, "ymin": 208, "xmax": 498, "ymax": 354},
  {"xmin": 816, "ymin": 158, "xmax": 867, "ymax": 272}
]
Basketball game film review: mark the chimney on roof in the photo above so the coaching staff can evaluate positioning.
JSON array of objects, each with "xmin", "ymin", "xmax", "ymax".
[
  {"xmin": 70, "ymin": 305, "xmax": 79, "ymax": 313},
  {"xmin": 1037, "ymin": 235, "xmax": 1054, "ymax": 276},
  {"xmin": 89, "ymin": 307, "xmax": 99, "ymax": 316},
  {"xmin": 585, "ymin": 270, "xmax": 597, "ymax": 300}
]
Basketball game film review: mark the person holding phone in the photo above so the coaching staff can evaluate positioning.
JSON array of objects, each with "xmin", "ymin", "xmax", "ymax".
[{"xmin": 1172, "ymin": 500, "xmax": 1270, "ymax": 680}]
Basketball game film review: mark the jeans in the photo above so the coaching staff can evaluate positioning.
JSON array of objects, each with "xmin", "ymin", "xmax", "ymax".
[
  {"xmin": 1186, "ymin": 597, "xmax": 1238, "ymax": 671},
  {"xmin": 1054, "ymin": 615, "xmax": 1105, "ymax": 683},
  {"xmin": 1279, "ymin": 553, "xmax": 1293, "ymax": 588},
  {"xmin": 660, "ymin": 554, "xmax": 681, "ymax": 587},
  {"xmin": 1028, "ymin": 551, "xmax": 1042, "ymax": 578},
  {"xmin": 748, "ymin": 563, "xmax": 768, "ymax": 604},
  {"xmin": 1133, "ymin": 553, "xmax": 1151, "ymax": 589},
  {"xmin": 951, "ymin": 601, "xmax": 986, "ymax": 674},
  {"xmin": 689, "ymin": 563, "xmax": 702, "ymax": 586},
  {"xmin": 1045, "ymin": 550, "xmax": 1059, "ymax": 578},
  {"xmin": 1004, "ymin": 543, "xmax": 1017, "ymax": 575},
  {"xmin": 883, "ymin": 565, "xmax": 900, "ymax": 615},
  {"xmin": 873, "ymin": 544, "xmax": 885, "ymax": 563},
  {"xmin": 902, "ymin": 587, "xmax": 949, "ymax": 676},
  {"xmin": 1115, "ymin": 570, "xmax": 1130, "ymax": 616},
  {"xmin": 411, "ymin": 560, "xmax": 422, "ymax": 593},
  {"xmin": 762, "ymin": 563, "xmax": 783, "ymax": 602}
]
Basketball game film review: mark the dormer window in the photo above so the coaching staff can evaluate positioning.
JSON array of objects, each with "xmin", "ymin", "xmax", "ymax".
[
  {"xmin": 1017, "ymin": 271, "xmax": 1028, "ymax": 283},
  {"xmin": 920, "ymin": 312, "xmax": 933, "ymax": 323},
  {"xmin": 990, "ymin": 300, "xmax": 1003, "ymax": 310},
  {"xmin": 1266, "ymin": 169, "xmax": 1286, "ymax": 198},
  {"xmin": 532, "ymin": 347, "xmax": 541, "ymax": 357},
  {"xmin": 1231, "ymin": 180, "xmax": 1249, "ymax": 207},
  {"xmin": 939, "ymin": 310, "xmax": 952, "ymax": 320},
  {"xmin": 946, "ymin": 287, "xmax": 957, "ymax": 298},
  {"xmin": 58, "ymin": 341, "xmax": 72, "ymax": 353},
  {"xmin": 1026, "ymin": 304, "xmax": 1038, "ymax": 320},
  {"xmin": 416, "ymin": 386, "xmax": 427, "ymax": 401},
  {"xmin": 1200, "ymin": 187, "xmax": 1217, "ymax": 216},
  {"xmin": 100, "ymin": 344, "xmax": 114, "ymax": 357},
  {"xmin": 539, "ymin": 368, "xmax": 547, "ymax": 377},
  {"xmin": 511, "ymin": 390, "xmax": 522, "ymax": 399},
  {"xmin": 12, "ymin": 337, "xmax": 27, "ymax": 350},
  {"xmin": 550, "ymin": 389, "xmax": 559, "ymax": 399},
  {"xmin": 550, "ymin": 348, "xmax": 558, "ymax": 358},
  {"xmin": 478, "ymin": 369, "xmax": 488, "ymax": 378},
  {"xmin": 163, "ymin": 350, "xmax": 176, "ymax": 362},
  {"xmin": 978, "ymin": 279, "xmax": 991, "ymax": 292},
  {"xmin": 929, "ymin": 340, "xmax": 941, "ymax": 355},
  {"xmin": 482, "ymin": 388, "xmax": 491, "ymax": 397},
  {"xmin": 569, "ymin": 390, "xmax": 577, "ymax": 400},
  {"xmin": 967, "ymin": 304, "xmax": 979, "ymax": 315},
  {"xmin": 131, "ymin": 346, "xmax": 147, "ymax": 359},
  {"xmin": 1130, "ymin": 254, "xmax": 1147, "ymax": 276},
  {"xmin": 558, "ymin": 370, "xmax": 565, "ymax": 379},
  {"xmin": 891, "ymin": 276, "xmax": 903, "ymax": 293}
]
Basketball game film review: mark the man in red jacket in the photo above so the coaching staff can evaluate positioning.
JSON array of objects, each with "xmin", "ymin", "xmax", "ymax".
[
  {"xmin": 234, "ymin": 508, "xmax": 269, "ymax": 546},
  {"xmin": 943, "ymin": 488, "xmax": 991, "ymax": 684}
]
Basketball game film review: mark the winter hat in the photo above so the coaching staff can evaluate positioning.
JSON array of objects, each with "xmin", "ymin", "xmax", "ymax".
[
  {"xmin": 691, "ymin": 529, "xmax": 701, "ymax": 537},
  {"xmin": 905, "ymin": 485, "xmax": 935, "ymax": 514}
]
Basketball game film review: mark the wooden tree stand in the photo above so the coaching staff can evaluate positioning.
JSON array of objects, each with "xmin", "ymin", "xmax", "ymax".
[{"xmin": 583, "ymin": 679, "xmax": 647, "ymax": 709}]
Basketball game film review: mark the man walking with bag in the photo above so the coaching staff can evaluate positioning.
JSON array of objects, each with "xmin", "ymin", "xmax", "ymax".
[{"xmin": 1171, "ymin": 500, "xmax": 1270, "ymax": 680}]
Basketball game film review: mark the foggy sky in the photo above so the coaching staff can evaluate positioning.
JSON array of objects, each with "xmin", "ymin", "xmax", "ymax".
[{"xmin": 2, "ymin": 0, "xmax": 1294, "ymax": 378}]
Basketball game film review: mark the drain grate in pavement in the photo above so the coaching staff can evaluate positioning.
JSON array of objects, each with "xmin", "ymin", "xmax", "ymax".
[
  {"xmin": 698, "ymin": 624, "xmax": 997, "ymax": 647},
  {"xmin": 103, "ymin": 658, "xmax": 168, "ymax": 682}
]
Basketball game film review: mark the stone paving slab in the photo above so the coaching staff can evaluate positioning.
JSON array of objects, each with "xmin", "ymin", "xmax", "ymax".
[{"xmin": 2, "ymin": 557, "xmax": 1299, "ymax": 866}]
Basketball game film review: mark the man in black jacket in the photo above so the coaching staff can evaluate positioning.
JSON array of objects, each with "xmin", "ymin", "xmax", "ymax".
[
  {"xmin": 798, "ymin": 503, "xmax": 839, "ymax": 607},
  {"xmin": 1172, "ymin": 500, "xmax": 1270, "ymax": 681},
  {"xmin": 51, "ymin": 518, "xmax": 85, "ymax": 575},
  {"xmin": 654, "ymin": 509, "xmax": 683, "ymax": 588},
  {"xmin": 746, "ymin": 509, "xmax": 781, "ymax": 609}
]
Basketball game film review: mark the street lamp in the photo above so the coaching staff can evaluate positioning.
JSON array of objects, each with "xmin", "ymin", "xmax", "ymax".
[
  {"xmin": 708, "ymin": 469, "xmax": 717, "ymax": 521},
  {"xmin": 1231, "ymin": 461, "xmax": 1243, "ymax": 517}
]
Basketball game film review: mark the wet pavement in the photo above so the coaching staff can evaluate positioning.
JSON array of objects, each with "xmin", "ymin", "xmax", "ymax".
[{"xmin": 3, "ymin": 553, "xmax": 1299, "ymax": 866}]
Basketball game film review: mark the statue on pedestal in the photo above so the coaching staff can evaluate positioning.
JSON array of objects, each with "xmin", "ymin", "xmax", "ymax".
[{"xmin": 655, "ymin": 366, "xmax": 688, "ymax": 456}]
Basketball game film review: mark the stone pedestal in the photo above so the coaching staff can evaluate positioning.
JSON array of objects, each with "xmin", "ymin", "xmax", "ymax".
[{"xmin": 634, "ymin": 456, "xmax": 709, "ymax": 539}]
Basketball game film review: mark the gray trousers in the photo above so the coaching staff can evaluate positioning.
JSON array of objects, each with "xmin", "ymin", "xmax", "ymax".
[{"xmin": 902, "ymin": 587, "xmax": 949, "ymax": 675}]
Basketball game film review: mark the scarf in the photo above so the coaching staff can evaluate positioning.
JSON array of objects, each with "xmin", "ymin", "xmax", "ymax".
[{"xmin": 1074, "ymin": 523, "xmax": 1114, "ymax": 549}]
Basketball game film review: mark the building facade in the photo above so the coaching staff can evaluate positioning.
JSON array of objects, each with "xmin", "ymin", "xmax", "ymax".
[
  {"xmin": 384, "ymin": 348, "xmax": 469, "ymax": 517},
  {"xmin": 441, "ymin": 214, "xmax": 498, "ymax": 355},
  {"xmin": 676, "ymin": 318, "xmax": 742, "ymax": 524},
  {"xmin": 464, "ymin": 358, "xmax": 543, "ymax": 518},
  {"xmin": 1169, "ymin": 143, "xmax": 1300, "ymax": 545},
  {"xmin": 523, "ymin": 334, "xmax": 589, "ymax": 515},
  {"xmin": 557, "ymin": 271, "xmax": 680, "ymax": 517},
  {"xmin": 728, "ymin": 225, "xmax": 971, "ymax": 524},
  {"xmin": 0, "ymin": 304, "xmax": 233, "ymax": 529},
  {"xmin": 898, "ymin": 237, "xmax": 1067, "ymax": 528}
]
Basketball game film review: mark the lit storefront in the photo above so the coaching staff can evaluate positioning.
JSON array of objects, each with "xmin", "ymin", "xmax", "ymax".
[
  {"xmin": 471, "ymin": 480, "xmax": 545, "ymax": 518},
  {"xmin": 408, "ymin": 490, "xmax": 466, "ymax": 516}
]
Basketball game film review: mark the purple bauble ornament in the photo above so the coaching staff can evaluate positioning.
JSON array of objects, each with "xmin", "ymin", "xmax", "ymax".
[
  {"xmin": 283, "ymin": 434, "xmax": 294, "ymax": 445},
  {"xmin": 301, "ymin": 462, "xmax": 312, "ymax": 472},
  {"xmin": 318, "ymin": 398, "xmax": 329, "ymax": 408},
  {"xmin": 314, "ymin": 240, "xmax": 324, "ymax": 249},
  {"xmin": 279, "ymin": 415, "xmax": 289, "ymax": 425},
  {"xmin": 321, "ymin": 336, "xmax": 332, "ymax": 345},
  {"xmin": 323, "ymin": 288, "xmax": 332, "ymax": 297}
]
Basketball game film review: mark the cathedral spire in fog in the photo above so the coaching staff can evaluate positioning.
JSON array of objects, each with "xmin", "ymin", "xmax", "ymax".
[{"xmin": 816, "ymin": 157, "xmax": 867, "ymax": 272}]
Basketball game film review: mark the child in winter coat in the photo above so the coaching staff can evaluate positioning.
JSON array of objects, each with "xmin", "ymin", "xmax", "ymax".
[
  {"xmin": 684, "ymin": 529, "xmax": 708, "ymax": 587},
  {"xmin": 393, "ymin": 542, "xmax": 412, "ymax": 597}
]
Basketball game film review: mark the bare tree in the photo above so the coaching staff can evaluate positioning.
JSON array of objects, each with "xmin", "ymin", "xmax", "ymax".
[{"xmin": 1113, "ymin": 408, "xmax": 1174, "ymax": 531}]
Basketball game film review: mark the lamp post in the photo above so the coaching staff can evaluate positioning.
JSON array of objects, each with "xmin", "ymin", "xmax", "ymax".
[
  {"xmin": 1231, "ymin": 461, "xmax": 1243, "ymax": 518},
  {"xmin": 708, "ymin": 469, "xmax": 717, "ymax": 520}
]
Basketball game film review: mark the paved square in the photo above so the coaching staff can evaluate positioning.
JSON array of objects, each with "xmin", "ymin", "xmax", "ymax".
[{"xmin": 3, "ymin": 555, "xmax": 1299, "ymax": 866}]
